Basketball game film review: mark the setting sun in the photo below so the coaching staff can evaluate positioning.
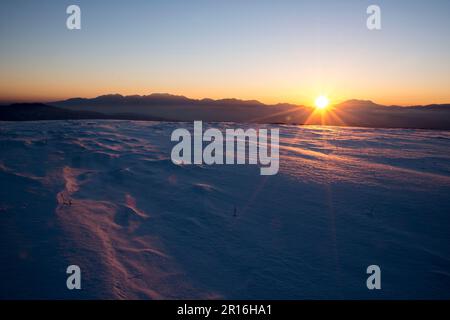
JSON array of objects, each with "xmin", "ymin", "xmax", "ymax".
[{"xmin": 315, "ymin": 96, "xmax": 330, "ymax": 110}]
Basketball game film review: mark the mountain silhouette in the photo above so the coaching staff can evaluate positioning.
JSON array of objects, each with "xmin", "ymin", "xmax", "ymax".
[{"xmin": 1, "ymin": 95, "xmax": 449, "ymax": 129}]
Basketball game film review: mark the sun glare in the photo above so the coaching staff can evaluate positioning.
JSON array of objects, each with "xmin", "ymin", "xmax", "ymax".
[{"xmin": 315, "ymin": 95, "xmax": 329, "ymax": 110}]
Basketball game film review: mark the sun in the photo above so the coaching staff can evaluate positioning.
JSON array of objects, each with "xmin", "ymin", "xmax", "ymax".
[{"xmin": 315, "ymin": 95, "xmax": 329, "ymax": 110}]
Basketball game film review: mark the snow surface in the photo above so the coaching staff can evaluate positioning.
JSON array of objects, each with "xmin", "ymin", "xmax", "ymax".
[{"xmin": 0, "ymin": 120, "xmax": 449, "ymax": 299}]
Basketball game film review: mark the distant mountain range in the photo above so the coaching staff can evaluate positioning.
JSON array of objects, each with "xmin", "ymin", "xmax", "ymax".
[{"xmin": 1, "ymin": 93, "xmax": 450, "ymax": 130}]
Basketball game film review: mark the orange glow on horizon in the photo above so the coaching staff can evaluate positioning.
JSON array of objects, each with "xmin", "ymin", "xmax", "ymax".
[{"xmin": 1, "ymin": 86, "xmax": 449, "ymax": 107}]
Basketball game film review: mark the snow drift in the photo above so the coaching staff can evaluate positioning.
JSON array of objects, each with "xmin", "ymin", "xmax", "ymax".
[{"xmin": 0, "ymin": 120, "xmax": 449, "ymax": 299}]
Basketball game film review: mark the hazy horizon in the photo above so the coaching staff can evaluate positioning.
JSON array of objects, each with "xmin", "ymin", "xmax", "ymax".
[{"xmin": 1, "ymin": 92, "xmax": 450, "ymax": 108}]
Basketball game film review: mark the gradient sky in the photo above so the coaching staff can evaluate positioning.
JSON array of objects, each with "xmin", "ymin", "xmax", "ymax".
[{"xmin": 0, "ymin": 0, "xmax": 449, "ymax": 105}]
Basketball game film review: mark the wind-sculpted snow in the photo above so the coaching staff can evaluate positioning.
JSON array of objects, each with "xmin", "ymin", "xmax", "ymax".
[{"xmin": 0, "ymin": 120, "xmax": 449, "ymax": 299}]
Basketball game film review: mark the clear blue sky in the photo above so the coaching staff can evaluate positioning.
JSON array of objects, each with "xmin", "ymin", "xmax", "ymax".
[{"xmin": 1, "ymin": 0, "xmax": 449, "ymax": 105}]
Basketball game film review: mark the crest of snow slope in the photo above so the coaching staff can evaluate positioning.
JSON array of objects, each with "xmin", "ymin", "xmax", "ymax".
[{"xmin": 0, "ymin": 120, "xmax": 449, "ymax": 299}]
